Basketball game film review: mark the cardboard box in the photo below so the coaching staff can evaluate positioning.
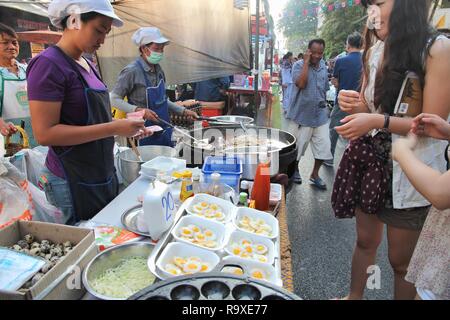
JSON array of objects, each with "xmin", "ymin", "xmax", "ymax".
[{"xmin": 0, "ymin": 221, "xmax": 97, "ymax": 300}]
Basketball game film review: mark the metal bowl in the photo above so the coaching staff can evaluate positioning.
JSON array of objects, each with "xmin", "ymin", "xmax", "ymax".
[
  {"xmin": 118, "ymin": 146, "xmax": 176, "ymax": 185},
  {"xmin": 209, "ymin": 115, "xmax": 254, "ymax": 125},
  {"xmin": 83, "ymin": 242, "xmax": 156, "ymax": 300}
]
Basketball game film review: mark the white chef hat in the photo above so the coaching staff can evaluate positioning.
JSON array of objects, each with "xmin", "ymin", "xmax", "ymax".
[
  {"xmin": 132, "ymin": 27, "xmax": 170, "ymax": 47},
  {"xmin": 48, "ymin": 0, "xmax": 123, "ymax": 29}
]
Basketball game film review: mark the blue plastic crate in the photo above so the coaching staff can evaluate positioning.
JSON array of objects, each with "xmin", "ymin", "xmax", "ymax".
[{"xmin": 202, "ymin": 156, "xmax": 243, "ymax": 191}]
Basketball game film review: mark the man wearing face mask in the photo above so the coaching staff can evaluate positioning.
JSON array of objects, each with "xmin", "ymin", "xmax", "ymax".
[{"xmin": 111, "ymin": 27, "xmax": 198, "ymax": 146}]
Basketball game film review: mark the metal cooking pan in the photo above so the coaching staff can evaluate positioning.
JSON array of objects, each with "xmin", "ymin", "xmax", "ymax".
[{"xmin": 178, "ymin": 125, "xmax": 297, "ymax": 179}]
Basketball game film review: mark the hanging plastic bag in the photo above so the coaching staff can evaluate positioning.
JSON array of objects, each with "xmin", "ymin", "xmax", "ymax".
[
  {"xmin": 28, "ymin": 182, "xmax": 64, "ymax": 224},
  {"xmin": 9, "ymin": 147, "xmax": 48, "ymax": 188},
  {"xmin": 0, "ymin": 160, "xmax": 34, "ymax": 229}
]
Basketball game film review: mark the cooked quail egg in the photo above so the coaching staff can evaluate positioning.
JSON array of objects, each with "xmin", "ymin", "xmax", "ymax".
[
  {"xmin": 240, "ymin": 239, "xmax": 252, "ymax": 246},
  {"xmin": 192, "ymin": 204, "xmax": 205, "ymax": 214},
  {"xmin": 213, "ymin": 211, "xmax": 225, "ymax": 221},
  {"xmin": 180, "ymin": 227, "xmax": 194, "ymax": 238},
  {"xmin": 250, "ymin": 269, "xmax": 266, "ymax": 280},
  {"xmin": 203, "ymin": 240, "xmax": 218, "ymax": 248},
  {"xmin": 255, "ymin": 244, "xmax": 268, "ymax": 255},
  {"xmin": 231, "ymin": 244, "xmax": 243, "ymax": 256},
  {"xmin": 204, "ymin": 229, "xmax": 216, "ymax": 241},
  {"xmin": 165, "ymin": 264, "xmax": 182, "ymax": 276},
  {"xmin": 187, "ymin": 256, "xmax": 202, "ymax": 262},
  {"xmin": 222, "ymin": 266, "xmax": 244, "ymax": 276},
  {"xmin": 200, "ymin": 262, "xmax": 211, "ymax": 272},
  {"xmin": 173, "ymin": 256, "xmax": 187, "ymax": 269},
  {"xmin": 253, "ymin": 254, "xmax": 269, "ymax": 263},
  {"xmin": 183, "ymin": 260, "xmax": 202, "ymax": 274},
  {"xmin": 194, "ymin": 233, "xmax": 207, "ymax": 243},
  {"xmin": 188, "ymin": 224, "xmax": 201, "ymax": 234}
]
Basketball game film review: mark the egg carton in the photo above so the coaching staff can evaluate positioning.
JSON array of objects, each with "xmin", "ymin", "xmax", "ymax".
[
  {"xmin": 129, "ymin": 270, "xmax": 300, "ymax": 300},
  {"xmin": 147, "ymin": 197, "xmax": 282, "ymax": 287}
]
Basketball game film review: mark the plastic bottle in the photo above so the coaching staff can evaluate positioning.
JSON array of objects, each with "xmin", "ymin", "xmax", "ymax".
[
  {"xmin": 192, "ymin": 171, "xmax": 202, "ymax": 195},
  {"xmin": 239, "ymin": 192, "xmax": 248, "ymax": 207},
  {"xmin": 250, "ymin": 152, "xmax": 270, "ymax": 211},
  {"xmin": 179, "ymin": 170, "xmax": 194, "ymax": 202},
  {"xmin": 240, "ymin": 180, "xmax": 249, "ymax": 194},
  {"xmin": 208, "ymin": 172, "xmax": 224, "ymax": 198},
  {"xmin": 142, "ymin": 180, "xmax": 176, "ymax": 241},
  {"xmin": 244, "ymin": 77, "xmax": 249, "ymax": 89}
]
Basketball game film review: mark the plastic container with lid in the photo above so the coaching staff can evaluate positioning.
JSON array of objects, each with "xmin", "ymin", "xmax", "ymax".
[
  {"xmin": 202, "ymin": 156, "xmax": 242, "ymax": 193},
  {"xmin": 142, "ymin": 180, "xmax": 176, "ymax": 241}
]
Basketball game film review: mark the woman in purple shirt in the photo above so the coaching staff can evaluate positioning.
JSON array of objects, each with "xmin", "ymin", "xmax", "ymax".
[{"xmin": 27, "ymin": 0, "xmax": 150, "ymax": 224}]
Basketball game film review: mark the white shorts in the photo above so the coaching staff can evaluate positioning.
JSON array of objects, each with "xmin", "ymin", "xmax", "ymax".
[{"xmin": 287, "ymin": 120, "xmax": 333, "ymax": 162}]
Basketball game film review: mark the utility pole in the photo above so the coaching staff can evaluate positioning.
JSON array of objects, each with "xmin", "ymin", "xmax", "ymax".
[{"xmin": 254, "ymin": 0, "xmax": 260, "ymax": 113}]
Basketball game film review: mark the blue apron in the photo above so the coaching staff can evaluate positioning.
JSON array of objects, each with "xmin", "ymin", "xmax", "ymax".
[
  {"xmin": 52, "ymin": 46, "xmax": 118, "ymax": 223},
  {"xmin": 134, "ymin": 60, "xmax": 173, "ymax": 147}
]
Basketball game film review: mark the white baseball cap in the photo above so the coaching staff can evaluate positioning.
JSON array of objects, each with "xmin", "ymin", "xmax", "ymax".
[
  {"xmin": 132, "ymin": 27, "xmax": 170, "ymax": 47},
  {"xmin": 48, "ymin": 0, "xmax": 124, "ymax": 29}
]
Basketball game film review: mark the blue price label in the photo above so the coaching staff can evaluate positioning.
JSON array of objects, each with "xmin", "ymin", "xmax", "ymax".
[{"xmin": 161, "ymin": 192, "xmax": 175, "ymax": 222}]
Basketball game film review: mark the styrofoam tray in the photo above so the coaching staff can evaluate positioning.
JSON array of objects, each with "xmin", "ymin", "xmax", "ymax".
[
  {"xmin": 156, "ymin": 242, "xmax": 220, "ymax": 279},
  {"xmin": 171, "ymin": 215, "xmax": 228, "ymax": 252},
  {"xmin": 221, "ymin": 256, "xmax": 282, "ymax": 287},
  {"xmin": 186, "ymin": 193, "xmax": 236, "ymax": 224},
  {"xmin": 233, "ymin": 207, "xmax": 280, "ymax": 240},
  {"xmin": 224, "ymin": 229, "xmax": 276, "ymax": 265}
]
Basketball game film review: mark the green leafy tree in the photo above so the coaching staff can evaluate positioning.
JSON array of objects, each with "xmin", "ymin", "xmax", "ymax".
[
  {"xmin": 319, "ymin": 1, "xmax": 367, "ymax": 58},
  {"xmin": 278, "ymin": 0, "xmax": 320, "ymax": 55}
]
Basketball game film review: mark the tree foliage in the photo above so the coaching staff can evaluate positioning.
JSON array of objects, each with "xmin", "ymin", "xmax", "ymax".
[
  {"xmin": 278, "ymin": 0, "xmax": 320, "ymax": 55},
  {"xmin": 319, "ymin": 1, "xmax": 367, "ymax": 58}
]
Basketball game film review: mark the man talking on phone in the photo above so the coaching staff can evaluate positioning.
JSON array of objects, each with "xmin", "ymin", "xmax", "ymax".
[{"xmin": 286, "ymin": 39, "xmax": 332, "ymax": 189}]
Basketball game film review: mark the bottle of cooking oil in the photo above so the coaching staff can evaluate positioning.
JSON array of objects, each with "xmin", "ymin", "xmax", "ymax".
[{"xmin": 178, "ymin": 170, "xmax": 194, "ymax": 202}]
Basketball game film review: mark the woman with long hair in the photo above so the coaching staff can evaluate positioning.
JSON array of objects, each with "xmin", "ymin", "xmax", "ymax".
[{"xmin": 332, "ymin": 0, "xmax": 450, "ymax": 299}]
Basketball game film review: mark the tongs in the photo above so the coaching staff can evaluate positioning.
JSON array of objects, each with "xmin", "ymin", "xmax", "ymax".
[
  {"xmin": 196, "ymin": 116, "xmax": 249, "ymax": 133},
  {"xmin": 157, "ymin": 117, "xmax": 205, "ymax": 144}
]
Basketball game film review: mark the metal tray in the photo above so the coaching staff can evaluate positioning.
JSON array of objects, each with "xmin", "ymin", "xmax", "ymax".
[
  {"xmin": 120, "ymin": 204, "xmax": 151, "ymax": 238},
  {"xmin": 147, "ymin": 197, "xmax": 283, "ymax": 288}
]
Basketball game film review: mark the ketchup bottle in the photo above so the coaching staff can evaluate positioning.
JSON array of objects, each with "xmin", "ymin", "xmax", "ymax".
[{"xmin": 251, "ymin": 152, "xmax": 270, "ymax": 211}]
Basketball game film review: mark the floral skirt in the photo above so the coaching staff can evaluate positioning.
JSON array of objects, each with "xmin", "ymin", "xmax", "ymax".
[{"xmin": 405, "ymin": 207, "xmax": 450, "ymax": 299}]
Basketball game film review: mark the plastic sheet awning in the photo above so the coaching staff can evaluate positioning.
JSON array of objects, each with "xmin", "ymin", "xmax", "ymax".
[
  {"xmin": 0, "ymin": 0, "xmax": 49, "ymax": 17},
  {"xmin": 97, "ymin": 0, "xmax": 251, "ymax": 87}
]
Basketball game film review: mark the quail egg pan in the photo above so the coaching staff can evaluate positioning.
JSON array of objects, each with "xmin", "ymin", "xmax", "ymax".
[
  {"xmin": 148, "ymin": 197, "xmax": 282, "ymax": 286},
  {"xmin": 129, "ymin": 268, "xmax": 301, "ymax": 301}
]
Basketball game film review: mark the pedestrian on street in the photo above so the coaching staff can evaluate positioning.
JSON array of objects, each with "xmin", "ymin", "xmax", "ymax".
[
  {"xmin": 286, "ymin": 39, "xmax": 333, "ymax": 189},
  {"xmin": 326, "ymin": 32, "xmax": 363, "ymax": 166}
]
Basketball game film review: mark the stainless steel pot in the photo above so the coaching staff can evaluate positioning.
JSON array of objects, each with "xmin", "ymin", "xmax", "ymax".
[
  {"xmin": 118, "ymin": 145, "xmax": 176, "ymax": 185},
  {"xmin": 179, "ymin": 125, "xmax": 296, "ymax": 180}
]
